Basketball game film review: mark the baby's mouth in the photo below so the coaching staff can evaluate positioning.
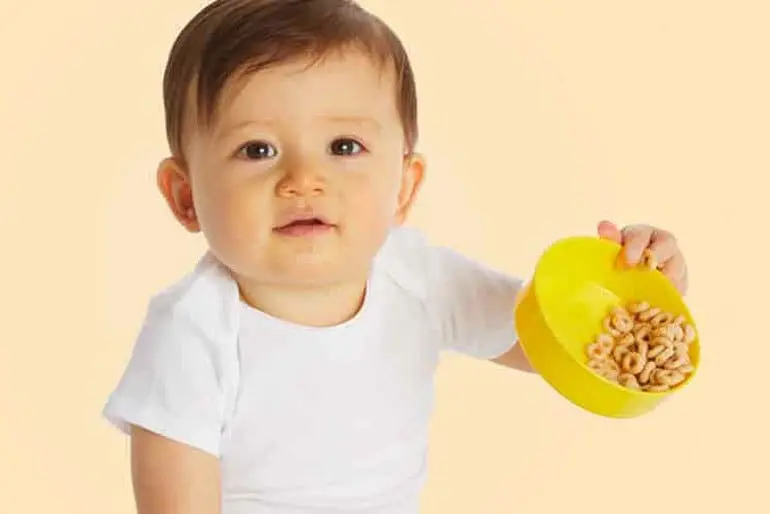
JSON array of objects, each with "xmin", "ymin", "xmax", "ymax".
[{"xmin": 273, "ymin": 217, "xmax": 335, "ymax": 237}]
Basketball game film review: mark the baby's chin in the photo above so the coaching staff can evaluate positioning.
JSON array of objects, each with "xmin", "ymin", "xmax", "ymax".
[
  {"xmin": 210, "ymin": 226, "xmax": 386, "ymax": 290},
  {"xmin": 228, "ymin": 249, "xmax": 370, "ymax": 289}
]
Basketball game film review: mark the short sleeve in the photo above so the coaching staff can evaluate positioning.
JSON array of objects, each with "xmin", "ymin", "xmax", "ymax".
[
  {"xmin": 426, "ymin": 244, "xmax": 525, "ymax": 359},
  {"xmin": 102, "ymin": 295, "xmax": 229, "ymax": 457}
]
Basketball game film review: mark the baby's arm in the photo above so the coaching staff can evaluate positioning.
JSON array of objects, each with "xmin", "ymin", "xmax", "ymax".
[
  {"xmin": 131, "ymin": 426, "xmax": 221, "ymax": 514},
  {"xmin": 490, "ymin": 341, "xmax": 533, "ymax": 372},
  {"xmin": 417, "ymin": 236, "xmax": 532, "ymax": 370},
  {"xmin": 103, "ymin": 289, "xmax": 235, "ymax": 514}
]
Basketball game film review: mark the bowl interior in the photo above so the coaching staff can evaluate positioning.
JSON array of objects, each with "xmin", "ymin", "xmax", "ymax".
[{"xmin": 533, "ymin": 237, "xmax": 699, "ymax": 366}]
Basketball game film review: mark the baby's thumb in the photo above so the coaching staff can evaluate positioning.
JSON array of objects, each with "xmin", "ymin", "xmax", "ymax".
[{"xmin": 597, "ymin": 220, "xmax": 623, "ymax": 243}]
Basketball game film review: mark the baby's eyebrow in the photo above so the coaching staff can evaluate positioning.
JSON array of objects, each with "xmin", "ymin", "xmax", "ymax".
[
  {"xmin": 321, "ymin": 115, "xmax": 382, "ymax": 132},
  {"xmin": 213, "ymin": 118, "xmax": 276, "ymax": 142},
  {"xmin": 214, "ymin": 115, "xmax": 382, "ymax": 141}
]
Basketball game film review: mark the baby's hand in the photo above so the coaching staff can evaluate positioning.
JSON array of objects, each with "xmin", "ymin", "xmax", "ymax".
[{"xmin": 597, "ymin": 220, "xmax": 688, "ymax": 295}]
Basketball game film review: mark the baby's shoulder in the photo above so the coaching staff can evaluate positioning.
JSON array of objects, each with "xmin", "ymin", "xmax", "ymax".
[
  {"xmin": 374, "ymin": 226, "xmax": 436, "ymax": 300},
  {"xmin": 145, "ymin": 252, "xmax": 240, "ymax": 343}
]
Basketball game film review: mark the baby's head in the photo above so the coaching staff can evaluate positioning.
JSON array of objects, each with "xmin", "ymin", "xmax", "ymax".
[{"xmin": 157, "ymin": 0, "xmax": 425, "ymax": 292}]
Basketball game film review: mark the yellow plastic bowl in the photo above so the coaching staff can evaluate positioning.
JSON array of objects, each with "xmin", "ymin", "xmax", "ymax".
[{"xmin": 515, "ymin": 236, "xmax": 700, "ymax": 418}]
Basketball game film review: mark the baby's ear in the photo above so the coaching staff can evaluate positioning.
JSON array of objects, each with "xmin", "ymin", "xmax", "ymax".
[
  {"xmin": 394, "ymin": 153, "xmax": 426, "ymax": 225},
  {"xmin": 156, "ymin": 157, "xmax": 200, "ymax": 233}
]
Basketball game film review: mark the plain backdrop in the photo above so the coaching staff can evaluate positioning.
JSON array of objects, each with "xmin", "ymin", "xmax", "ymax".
[{"xmin": 1, "ymin": 1, "xmax": 768, "ymax": 513}]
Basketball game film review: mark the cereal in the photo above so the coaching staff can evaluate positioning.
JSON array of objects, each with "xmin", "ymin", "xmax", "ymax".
[
  {"xmin": 587, "ymin": 343, "xmax": 609, "ymax": 359},
  {"xmin": 654, "ymin": 347, "xmax": 675, "ymax": 367},
  {"xmin": 618, "ymin": 332, "xmax": 636, "ymax": 348},
  {"xmin": 653, "ymin": 369, "xmax": 673, "ymax": 386},
  {"xmin": 641, "ymin": 249, "xmax": 658, "ymax": 269},
  {"xmin": 613, "ymin": 344, "xmax": 631, "ymax": 362},
  {"xmin": 638, "ymin": 361, "xmax": 657, "ymax": 384},
  {"xmin": 667, "ymin": 324, "xmax": 684, "ymax": 341},
  {"xmin": 650, "ymin": 312, "xmax": 673, "ymax": 326},
  {"xmin": 638, "ymin": 307, "xmax": 661, "ymax": 322},
  {"xmin": 652, "ymin": 336, "xmax": 674, "ymax": 350},
  {"xmin": 673, "ymin": 342, "xmax": 688, "ymax": 357},
  {"xmin": 588, "ymin": 357, "xmax": 619, "ymax": 381},
  {"xmin": 667, "ymin": 370, "xmax": 687, "ymax": 386},
  {"xmin": 683, "ymin": 324, "xmax": 697, "ymax": 344},
  {"xmin": 664, "ymin": 355, "xmax": 689, "ymax": 370},
  {"xmin": 603, "ymin": 316, "xmax": 622, "ymax": 337},
  {"xmin": 622, "ymin": 352, "xmax": 646, "ymax": 375},
  {"xmin": 648, "ymin": 344, "xmax": 667, "ymax": 359},
  {"xmin": 636, "ymin": 340, "xmax": 649, "ymax": 360},
  {"xmin": 634, "ymin": 324, "xmax": 652, "ymax": 343},
  {"xmin": 611, "ymin": 314, "xmax": 634, "ymax": 333},
  {"xmin": 602, "ymin": 365, "xmax": 620, "ymax": 382},
  {"xmin": 583, "ymin": 299, "xmax": 697, "ymax": 394},
  {"xmin": 652, "ymin": 325, "xmax": 673, "ymax": 339},
  {"xmin": 596, "ymin": 333, "xmax": 615, "ymax": 351},
  {"xmin": 618, "ymin": 373, "xmax": 641, "ymax": 390},
  {"xmin": 587, "ymin": 359, "xmax": 606, "ymax": 373}
]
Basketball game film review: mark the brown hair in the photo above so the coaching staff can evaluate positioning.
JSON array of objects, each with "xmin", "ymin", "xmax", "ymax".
[{"xmin": 163, "ymin": 0, "xmax": 418, "ymax": 162}]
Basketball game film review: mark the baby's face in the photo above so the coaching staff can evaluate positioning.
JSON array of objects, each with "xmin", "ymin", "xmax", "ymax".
[{"xmin": 184, "ymin": 50, "xmax": 423, "ymax": 288}]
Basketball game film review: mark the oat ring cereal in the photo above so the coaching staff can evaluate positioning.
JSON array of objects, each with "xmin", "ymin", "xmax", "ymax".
[
  {"xmin": 584, "ymin": 298, "xmax": 696, "ymax": 393},
  {"xmin": 611, "ymin": 314, "xmax": 634, "ymax": 333},
  {"xmin": 652, "ymin": 336, "xmax": 674, "ymax": 350},
  {"xmin": 638, "ymin": 361, "xmax": 656, "ymax": 384},
  {"xmin": 641, "ymin": 248, "xmax": 659, "ymax": 270},
  {"xmin": 647, "ymin": 344, "xmax": 667, "ymax": 359},
  {"xmin": 618, "ymin": 373, "xmax": 641, "ymax": 390},
  {"xmin": 654, "ymin": 347, "xmax": 675, "ymax": 367},
  {"xmin": 587, "ymin": 342, "xmax": 610, "ymax": 359},
  {"xmin": 664, "ymin": 355, "xmax": 689, "ymax": 370},
  {"xmin": 603, "ymin": 316, "xmax": 622, "ymax": 337},
  {"xmin": 650, "ymin": 312, "xmax": 674, "ymax": 326},
  {"xmin": 596, "ymin": 333, "xmax": 615, "ymax": 351},
  {"xmin": 618, "ymin": 332, "xmax": 635, "ymax": 348},
  {"xmin": 636, "ymin": 340, "xmax": 649, "ymax": 360},
  {"xmin": 684, "ymin": 324, "xmax": 697, "ymax": 344},
  {"xmin": 634, "ymin": 324, "xmax": 652, "ymax": 343},
  {"xmin": 622, "ymin": 352, "xmax": 645, "ymax": 375},
  {"xmin": 613, "ymin": 345, "xmax": 630, "ymax": 363},
  {"xmin": 638, "ymin": 307, "xmax": 661, "ymax": 322}
]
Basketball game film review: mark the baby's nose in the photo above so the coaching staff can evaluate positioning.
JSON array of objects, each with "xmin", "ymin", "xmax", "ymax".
[{"xmin": 276, "ymin": 161, "xmax": 327, "ymax": 197}]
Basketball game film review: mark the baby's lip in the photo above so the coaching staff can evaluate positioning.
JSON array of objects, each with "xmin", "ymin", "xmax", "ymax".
[
  {"xmin": 273, "ymin": 211, "xmax": 335, "ymax": 230},
  {"xmin": 273, "ymin": 213, "xmax": 336, "ymax": 237}
]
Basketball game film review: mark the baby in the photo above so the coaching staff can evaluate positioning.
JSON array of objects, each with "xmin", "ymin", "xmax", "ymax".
[{"xmin": 103, "ymin": 1, "xmax": 689, "ymax": 513}]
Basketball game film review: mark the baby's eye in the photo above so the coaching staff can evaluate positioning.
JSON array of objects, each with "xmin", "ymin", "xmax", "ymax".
[
  {"xmin": 329, "ymin": 138, "xmax": 365, "ymax": 156},
  {"xmin": 238, "ymin": 141, "xmax": 277, "ymax": 160}
]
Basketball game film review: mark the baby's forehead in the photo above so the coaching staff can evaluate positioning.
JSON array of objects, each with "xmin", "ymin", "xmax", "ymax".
[{"xmin": 211, "ymin": 52, "xmax": 402, "ymax": 131}]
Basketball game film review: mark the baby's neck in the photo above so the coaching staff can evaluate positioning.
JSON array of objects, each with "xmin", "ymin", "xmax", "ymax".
[{"xmin": 236, "ymin": 277, "xmax": 368, "ymax": 328}]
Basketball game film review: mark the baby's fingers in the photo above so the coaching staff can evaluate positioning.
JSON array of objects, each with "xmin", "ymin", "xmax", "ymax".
[
  {"xmin": 620, "ymin": 225, "xmax": 654, "ymax": 266},
  {"xmin": 646, "ymin": 230, "xmax": 679, "ymax": 267}
]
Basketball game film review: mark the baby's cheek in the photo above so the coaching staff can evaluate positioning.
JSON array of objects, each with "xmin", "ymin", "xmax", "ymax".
[
  {"xmin": 344, "ymin": 189, "xmax": 396, "ymax": 259},
  {"xmin": 350, "ymin": 171, "xmax": 399, "ymax": 216},
  {"xmin": 347, "ymin": 185, "xmax": 390, "ymax": 225},
  {"xmin": 198, "ymin": 190, "xmax": 264, "ymax": 258}
]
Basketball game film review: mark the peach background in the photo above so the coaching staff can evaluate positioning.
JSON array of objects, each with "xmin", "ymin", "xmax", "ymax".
[{"xmin": 1, "ymin": 1, "xmax": 767, "ymax": 513}]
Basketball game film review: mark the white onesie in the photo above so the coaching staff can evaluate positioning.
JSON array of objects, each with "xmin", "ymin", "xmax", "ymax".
[{"xmin": 103, "ymin": 226, "xmax": 523, "ymax": 514}]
